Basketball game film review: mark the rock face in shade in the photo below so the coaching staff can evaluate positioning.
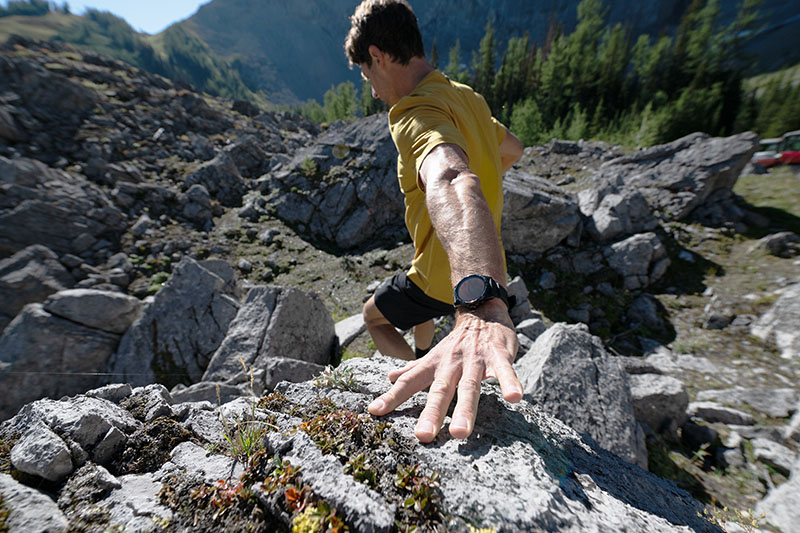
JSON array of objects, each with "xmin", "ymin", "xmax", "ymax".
[
  {"xmin": 202, "ymin": 285, "xmax": 336, "ymax": 389},
  {"xmin": 514, "ymin": 323, "xmax": 648, "ymax": 469},
  {"xmin": 501, "ymin": 170, "xmax": 581, "ymax": 255},
  {"xmin": 109, "ymin": 258, "xmax": 239, "ymax": 388},
  {"xmin": 0, "ymin": 356, "xmax": 718, "ymax": 533},
  {"xmin": 0, "ymin": 244, "xmax": 74, "ymax": 332},
  {"xmin": 0, "ymin": 303, "xmax": 121, "ymax": 421}
]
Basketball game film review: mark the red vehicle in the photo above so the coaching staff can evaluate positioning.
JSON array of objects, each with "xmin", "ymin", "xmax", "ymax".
[
  {"xmin": 779, "ymin": 130, "xmax": 800, "ymax": 165},
  {"xmin": 752, "ymin": 137, "xmax": 782, "ymax": 167}
]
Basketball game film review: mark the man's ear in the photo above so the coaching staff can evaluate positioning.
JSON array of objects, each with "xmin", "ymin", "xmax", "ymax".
[{"xmin": 368, "ymin": 44, "xmax": 383, "ymax": 66}]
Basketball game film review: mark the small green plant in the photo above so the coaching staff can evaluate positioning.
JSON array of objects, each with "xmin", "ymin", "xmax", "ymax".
[
  {"xmin": 0, "ymin": 494, "xmax": 9, "ymax": 533},
  {"xmin": 218, "ymin": 359, "xmax": 276, "ymax": 462},
  {"xmin": 690, "ymin": 442, "xmax": 712, "ymax": 468},
  {"xmin": 300, "ymin": 157, "xmax": 319, "ymax": 177},
  {"xmin": 395, "ymin": 464, "xmax": 443, "ymax": 520},
  {"xmin": 699, "ymin": 505, "xmax": 764, "ymax": 533},
  {"xmin": 344, "ymin": 453, "xmax": 378, "ymax": 488},
  {"xmin": 313, "ymin": 365, "xmax": 359, "ymax": 392}
]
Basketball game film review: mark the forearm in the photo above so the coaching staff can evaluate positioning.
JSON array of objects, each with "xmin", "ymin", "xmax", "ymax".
[{"xmin": 425, "ymin": 166, "xmax": 506, "ymax": 289}]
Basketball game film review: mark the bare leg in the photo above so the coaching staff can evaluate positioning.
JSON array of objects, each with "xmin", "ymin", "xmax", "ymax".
[
  {"xmin": 363, "ymin": 295, "xmax": 414, "ymax": 360},
  {"xmin": 414, "ymin": 319, "xmax": 434, "ymax": 351}
]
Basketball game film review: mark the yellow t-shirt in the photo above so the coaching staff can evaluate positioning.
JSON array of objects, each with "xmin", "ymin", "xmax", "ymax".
[{"xmin": 388, "ymin": 70, "xmax": 507, "ymax": 304}]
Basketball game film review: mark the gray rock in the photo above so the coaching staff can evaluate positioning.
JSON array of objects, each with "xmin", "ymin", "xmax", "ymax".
[
  {"xmin": 126, "ymin": 384, "xmax": 174, "ymax": 422},
  {"xmin": 604, "ymin": 232, "xmax": 669, "ymax": 290},
  {"xmin": 202, "ymin": 285, "xmax": 335, "ymax": 387},
  {"xmin": 263, "ymin": 357, "xmax": 326, "ymax": 391},
  {"xmin": 506, "ymin": 275, "xmax": 534, "ymax": 325},
  {"xmin": 10, "ymin": 420, "xmax": 73, "ymax": 481},
  {"xmin": 629, "ymin": 374, "xmax": 688, "ymax": 439},
  {"xmin": 751, "ymin": 438, "xmax": 797, "ymax": 476},
  {"xmin": 750, "ymin": 231, "xmax": 800, "ymax": 258},
  {"xmin": 0, "ymin": 157, "xmax": 125, "ymax": 257},
  {"xmin": 687, "ymin": 402, "xmax": 755, "ymax": 426},
  {"xmin": 501, "ymin": 170, "xmax": 581, "ymax": 255},
  {"xmin": 180, "ymin": 183, "xmax": 213, "ymax": 226},
  {"xmin": 751, "ymin": 282, "xmax": 800, "ymax": 360},
  {"xmin": 579, "ymin": 185, "xmax": 658, "ymax": 242},
  {"xmin": 98, "ymin": 473, "xmax": 174, "ymax": 531},
  {"xmin": 627, "ymin": 294, "xmax": 668, "ymax": 332},
  {"xmin": 335, "ymin": 313, "xmax": 366, "ymax": 348},
  {"xmin": 757, "ymin": 455, "xmax": 800, "ymax": 532},
  {"xmin": 185, "ymin": 151, "xmax": 247, "ymax": 207},
  {"xmin": 85, "ymin": 383, "xmax": 133, "ymax": 404},
  {"xmin": 269, "ymin": 114, "xmax": 405, "ymax": 249},
  {"xmin": 0, "ymin": 303, "xmax": 121, "ymax": 421},
  {"xmin": 516, "ymin": 317, "xmax": 547, "ymax": 342},
  {"xmin": 170, "ymin": 381, "xmax": 249, "ymax": 405},
  {"xmin": 786, "ymin": 406, "xmax": 800, "ymax": 442},
  {"xmin": 2, "ymin": 395, "xmax": 140, "ymax": 452},
  {"xmin": 696, "ymin": 387, "xmax": 800, "ymax": 419},
  {"xmin": 161, "ymin": 441, "xmax": 243, "ymax": 484},
  {"xmin": 727, "ymin": 425, "xmax": 787, "ymax": 442},
  {"xmin": 130, "ymin": 213, "xmax": 153, "ymax": 236},
  {"xmin": 617, "ymin": 357, "xmax": 664, "ymax": 375},
  {"xmin": 43, "ymin": 288, "xmax": 143, "ymax": 334},
  {"xmin": 271, "ymin": 355, "xmax": 715, "ymax": 531},
  {"xmin": 539, "ymin": 270, "xmax": 557, "ymax": 290},
  {"xmin": 514, "ymin": 323, "xmax": 647, "ymax": 468},
  {"xmin": 592, "ymin": 132, "xmax": 758, "ymax": 224},
  {"xmin": 91, "ymin": 426, "xmax": 127, "ymax": 465},
  {"xmin": 0, "ymin": 473, "xmax": 68, "ymax": 532},
  {"xmin": 110, "ymin": 257, "xmax": 240, "ymax": 388},
  {"xmin": 0, "ymin": 244, "xmax": 74, "ymax": 332}
]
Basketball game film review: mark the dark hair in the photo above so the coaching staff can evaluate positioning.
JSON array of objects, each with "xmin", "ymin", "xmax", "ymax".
[{"xmin": 345, "ymin": 0, "xmax": 425, "ymax": 68}]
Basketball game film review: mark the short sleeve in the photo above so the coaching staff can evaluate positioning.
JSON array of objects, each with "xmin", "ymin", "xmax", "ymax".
[
  {"xmin": 491, "ymin": 116, "xmax": 507, "ymax": 145},
  {"xmin": 390, "ymin": 99, "xmax": 468, "ymax": 192}
]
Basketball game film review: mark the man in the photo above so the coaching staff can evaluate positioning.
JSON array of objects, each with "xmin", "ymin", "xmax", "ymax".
[{"xmin": 345, "ymin": 0, "xmax": 524, "ymax": 443}]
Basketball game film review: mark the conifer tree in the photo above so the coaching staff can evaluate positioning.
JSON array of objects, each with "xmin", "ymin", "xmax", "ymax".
[
  {"xmin": 430, "ymin": 38, "xmax": 439, "ymax": 69},
  {"xmin": 472, "ymin": 19, "xmax": 497, "ymax": 107},
  {"xmin": 444, "ymin": 39, "xmax": 469, "ymax": 84}
]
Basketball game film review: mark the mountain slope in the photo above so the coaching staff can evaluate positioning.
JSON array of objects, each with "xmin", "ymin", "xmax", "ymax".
[{"xmin": 182, "ymin": 0, "xmax": 800, "ymax": 103}]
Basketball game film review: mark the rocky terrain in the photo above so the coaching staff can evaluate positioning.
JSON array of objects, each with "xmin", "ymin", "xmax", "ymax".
[{"xmin": 1, "ymin": 38, "xmax": 799, "ymax": 532}]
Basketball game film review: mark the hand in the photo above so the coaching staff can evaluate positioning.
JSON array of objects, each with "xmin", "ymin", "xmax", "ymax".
[{"xmin": 367, "ymin": 298, "xmax": 522, "ymax": 442}]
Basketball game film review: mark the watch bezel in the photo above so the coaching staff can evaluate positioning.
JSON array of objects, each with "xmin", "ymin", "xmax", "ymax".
[{"xmin": 454, "ymin": 274, "xmax": 489, "ymax": 308}]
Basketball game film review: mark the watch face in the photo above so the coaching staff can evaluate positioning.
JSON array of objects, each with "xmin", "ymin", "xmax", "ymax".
[{"xmin": 457, "ymin": 275, "xmax": 487, "ymax": 303}]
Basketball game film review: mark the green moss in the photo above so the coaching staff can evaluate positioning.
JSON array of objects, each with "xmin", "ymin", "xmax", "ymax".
[{"xmin": 0, "ymin": 494, "xmax": 9, "ymax": 533}]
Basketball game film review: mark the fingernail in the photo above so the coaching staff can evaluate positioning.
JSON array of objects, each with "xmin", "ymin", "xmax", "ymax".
[
  {"xmin": 368, "ymin": 398, "xmax": 385, "ymax": 412},
  {"xmin": 450, "ymin": 416, "xmax": 469, "ymax": 432},
  {"xmin": 418, "ymin": 420, "xmax": 436, "ymax": 436}
]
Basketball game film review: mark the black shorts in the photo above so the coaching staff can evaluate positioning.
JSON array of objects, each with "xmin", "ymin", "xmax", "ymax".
[{"xmin": 374, "ymin": 272, "xmax": 454, "ymax": 331}]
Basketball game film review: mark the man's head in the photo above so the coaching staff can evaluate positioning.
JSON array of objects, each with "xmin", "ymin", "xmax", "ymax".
[{"xmin": 344, "ymin": 0, "xmax": 425, "ymax": 69}]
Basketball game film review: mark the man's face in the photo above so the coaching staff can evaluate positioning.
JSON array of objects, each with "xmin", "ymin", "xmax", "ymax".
[{"xmin": 360, "ymin": 62, "xmax": 385, "ymax": 103}]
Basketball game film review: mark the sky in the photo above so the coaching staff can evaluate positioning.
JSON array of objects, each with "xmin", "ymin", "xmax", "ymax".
[{"xmin": 63, "ymin": 0, "xmax": 209, "ymax": 34}]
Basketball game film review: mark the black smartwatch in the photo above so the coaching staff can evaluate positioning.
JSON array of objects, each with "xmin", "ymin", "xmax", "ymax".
[{"xmin": 453, "ymin": 275, "xmax": 509, "ymax": 310}]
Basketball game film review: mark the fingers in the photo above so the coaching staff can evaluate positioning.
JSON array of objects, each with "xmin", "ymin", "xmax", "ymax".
[
  {"xmin": 387, "ymin": 359, "xmax": 418, "ymax": 383},
  {"xmin": 368, "ymin": 363, "xmax": 433, "ymax": 416},
  {"xmin": 448, "ymin": 365, "xmax": 483, "ymax": 439},
  {"xmin": 491, "ymin": 357, "xmax": 523, "ymax": 403},
  {"xmin": 415, "ymin": 374, "xmax": 459, "ymax": 443}
]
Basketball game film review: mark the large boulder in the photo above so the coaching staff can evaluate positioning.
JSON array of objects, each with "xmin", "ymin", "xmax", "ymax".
[
  {"xmin": 0, "ymin": 157, "xmax": 126, "ymax": 258},
  {"xmin": 184, "ymin": 152, "xmax": 247, "ymax": 207},
  {"xmin": 265, "ymin": 113, "xmax": 406, "ymax": 249},
  {"xmin": 0, "ymin": 303, "xmax": 122, "ymax": 421},
  {"xmin": 0, "ymin": 356, "xmax": 720, "ymax": 532},
  {"xmin": 514, "ymin": 323, "xmax": 647, "ymax": 468},
  {"xmin": 109, "ymin": 258, "xmax": 239, "ymax": 388},
  {"xmin": 751, "ymin": 281, "xmax": 800, "ymax": 360},
  {"xmin": 0, "ymin": 244, "xmax": 74, "ymax": 332},
  {"xmin": 589, "ymin": 132, "xmax": 758, "ymax": 224},
  {"xmin": 43, "ymin": 288, "xmax": 143, "ymax": 335},
  {"xmin": 202, "ymin": 285, "xmax": 336, "ymax": 389},
  {"xmin": 629, "ymin": 374, "xmax": 689, "ymax": 439},
  {"xmin": 578, "ymin": 182, "xmax": 659, "ymax": 242},
  {"xmin": 757, "ymin": 454, "xmax": 800, "ymax": 533},
  {"xmin": 501, "ymin": 170, "xmax": 581, "ymax": 255}
]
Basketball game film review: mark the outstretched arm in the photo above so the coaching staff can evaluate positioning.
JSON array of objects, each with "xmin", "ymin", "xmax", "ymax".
[{"xmin": 367, "ymin": 143, "xmax": 523, "ymax": 442}]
